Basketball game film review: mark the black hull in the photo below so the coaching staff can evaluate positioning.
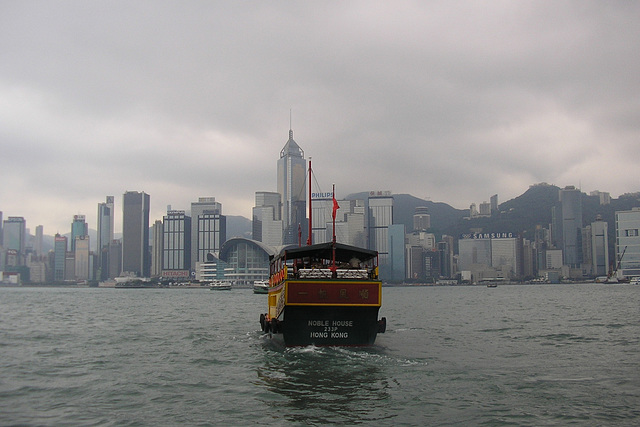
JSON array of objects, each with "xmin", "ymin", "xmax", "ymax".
[{"xmin": 271, "ymin": 306, "xmax": 383, "ymax": 347}]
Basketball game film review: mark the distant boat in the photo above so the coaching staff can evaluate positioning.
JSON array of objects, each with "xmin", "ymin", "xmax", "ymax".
[
  {"xmin": 486, "ymin": 282, "xmax": 498, "ymax": 288},
  {"xmin": 253, "ymin": 280, "xmax": 269, "ymax": 294},
  {"xmin": 630, "ymin": 277, "xmax": 640, "ymax": 285},
  {"xmin": 209, "ymin": 281, "xmax": 231, "ymax": 291}
]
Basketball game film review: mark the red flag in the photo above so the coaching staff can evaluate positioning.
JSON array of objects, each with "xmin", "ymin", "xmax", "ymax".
[{"xmin": 332, "ymin": 194, "xmax": 340, "ymax": 220}]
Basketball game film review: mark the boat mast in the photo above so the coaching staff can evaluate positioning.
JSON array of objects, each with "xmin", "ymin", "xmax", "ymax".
[
  {"xmin": 331, "ymin": 183, "xmax": 337, "ymax": 271},
  {"xmin": 307, "ymin": 158, "xmax": 312, "ymax": 246}
]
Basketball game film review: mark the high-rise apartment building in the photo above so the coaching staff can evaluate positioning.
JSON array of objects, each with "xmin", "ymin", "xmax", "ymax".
[
  {"xmin": 559, "ymin": 186, "xmax": 583, "ymax": 267},
  {"xmin": 615, "ymin": 207, "xmax": 640, "ymax": 278},
  {"xmin": 162, "ymin": 210, "xmax": 191, "ymax": 279},
  {"xmin": 277, "ymin": 128, "xmax": 306, "ymax": 245},
  {"xmin": 253, "ymin": 192, "xmax": 282, "ymax": 247},
  {"xmin": 190, "ymin": 197, "xmax": 226, "ymax": 270},
  {"xmin": 122, "ymin": 191, "xmax": 150, "ymax": 277}
]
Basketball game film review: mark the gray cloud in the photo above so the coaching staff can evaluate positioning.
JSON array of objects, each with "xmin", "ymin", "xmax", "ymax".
[{"xmin": 1, "ymin": 1, "xmax": 638, "ymax": 233}]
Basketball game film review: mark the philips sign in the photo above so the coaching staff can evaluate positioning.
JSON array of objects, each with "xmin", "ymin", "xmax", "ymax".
[{"xmin": 311, "ymin": 192, "xmax": 333, "ymax": 200}]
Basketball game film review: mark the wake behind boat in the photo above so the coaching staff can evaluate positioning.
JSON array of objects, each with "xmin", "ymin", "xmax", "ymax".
[{"xmin": 260, "ymin": 241, "xmax": 386, "ymax": 346}]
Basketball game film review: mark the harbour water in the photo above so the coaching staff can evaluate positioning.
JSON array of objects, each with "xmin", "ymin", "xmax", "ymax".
[{"xmin": 1, "ymin": 284, "xmax": 638, "ymax": 426}]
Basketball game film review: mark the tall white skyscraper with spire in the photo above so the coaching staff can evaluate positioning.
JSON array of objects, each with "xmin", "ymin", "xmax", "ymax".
[{"xmin": 277, "ymin": 126, "xmax": 307, "ymax": 245}]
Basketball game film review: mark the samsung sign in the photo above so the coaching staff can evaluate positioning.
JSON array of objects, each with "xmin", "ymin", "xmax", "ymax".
[{"xmin": 460, "ymin": 232, "xmax": 515, "ymax": 240}]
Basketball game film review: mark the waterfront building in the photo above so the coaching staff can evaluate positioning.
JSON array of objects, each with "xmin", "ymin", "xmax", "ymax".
[
  {"xmin": 491, "ymin": 236, "xmax": 519, "ymax": 278},
  {"xmin": 615, "ymin": 207, "xmax": 640, "ymax": 278},
  {"xmin": 74, "ymin": 235, "xmax": 90, "ymax": 280},
  {"xmin": 438, "ymin": 235, "xmax": 455, "ymax": 278},
  {"xmin": 458, "ymin": 232, "xmax": 521, "ymax": 281},
  {"xmin": 253, "ymin": 192, "xmax": 283, "ymax": 247},
  {"xmin": 277, "ymin": 127, "xmax": 307, "ymax": 245},
  {"xmin": 3, "ymin": 217, "xmax": 26, "ymax": 261},
  {"xmin": 108, "ymin": 240, "xmax": 122, "ymax": 280},
  {"xmin": 388, "ymin": 224, "xmax": 406, "ymax": 282},
  {"xmin": 195, "ymin": 252, "xmax": 227, "ymax": 282},
  {"xmin": 54, "ymin": 234, "xmax": 67, "ymax": 281},
  {"xmin": 310, "ymin": 197, "xmax": 365, "ymax": 247},
  {"xmin": 590, "ymin": 216, "xmax": 609, "ymax": 277},
  {"xmin": 122, "ymin": 191, "xmax": 150, "ymax": 277},
  {"xmin": 71, "ymin": 215, "xmax": 88, "ymax": 252},
  {"xmin": 97, "ymin": 196, "xmax": 114, "ymax": 279},
  {"xmin": 64, "ymin": 251, "xmax": 75, "ymax": 281},
  {"xmin": 162, "ymin": 210, "xmax": 191, "ymax": 280},
  {"xmin": 558, "ymin": 186, "xmax": 583, "ymax": 267},
  {"xmin": 545, "ymin": 249, "xmax": 563, "ymax": 269},
  {"xmin": 218, "ymin": 238, "xmax": 275, "ymax": 285},
  {"xmin": 191, "ymin": 197, "xmax": 226, "ymax": 270},
  {"xmin": 367, "ymin": 191, "xmax": 393, "ymax": 279},
  {"xmin": 151, "ymin": 220, "xmax": 163, "ymax": 277}
]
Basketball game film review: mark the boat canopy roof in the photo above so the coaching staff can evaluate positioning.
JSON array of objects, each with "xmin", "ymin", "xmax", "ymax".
[{"xmin": 271, "ymin": 242, "xmax": 378, "ymax": 264}]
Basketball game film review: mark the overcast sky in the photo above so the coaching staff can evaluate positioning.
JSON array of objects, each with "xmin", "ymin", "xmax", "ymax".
[{"xmin": 1, "ymin": 1, "xmax": 639, "ymax": 235}]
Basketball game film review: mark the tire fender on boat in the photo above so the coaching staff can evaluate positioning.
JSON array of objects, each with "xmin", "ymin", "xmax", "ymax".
[
  {"xmin": 259, "ymin": 313, "xmax": 266, "ymax": 332},
  {"xmin": 270, "ymin": 318, "xmax": 279, "ymax": 334},
  {"xmin": 378, "ymin": 317, "xmax": 387, "ymax": 333}
]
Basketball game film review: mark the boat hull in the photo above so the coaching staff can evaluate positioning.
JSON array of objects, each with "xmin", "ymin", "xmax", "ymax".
[
  {"xmin": 264, "ymin": 280, "xmax": 384, "ymax": 346},
  {"xmin": 274, "ymin": 305, "xmax": 382, "ymax": 346}
]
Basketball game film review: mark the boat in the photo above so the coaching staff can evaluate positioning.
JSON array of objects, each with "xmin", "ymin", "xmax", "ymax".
[
  {"xmin": 253, "ymin": 280, "xmax": 269, "ymax": 294},
  {"xmin": 630, "ymin": 277, "xmax": 640, "ymax": 285},
  {"xmin": 260, "ymin": 241, "xmax": 386, "ymax": 346},
  {"xmin": 209, "ymin": 280, "xmax": 231, "ymax": 291}
]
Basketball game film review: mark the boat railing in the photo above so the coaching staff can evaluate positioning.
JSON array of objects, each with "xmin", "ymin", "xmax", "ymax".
[{"xmin": 297, "ymin": 268, "xmax": 370, "ymax": 279}]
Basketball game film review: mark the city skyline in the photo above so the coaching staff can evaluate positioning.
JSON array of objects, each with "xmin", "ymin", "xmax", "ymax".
[
  {"xmin": 2, "ymin": 2, "xmax": 639, "ymax": 234},
  {"xmin": 2, "ymin": 181, "xmax": 635, "ymax": 243}
]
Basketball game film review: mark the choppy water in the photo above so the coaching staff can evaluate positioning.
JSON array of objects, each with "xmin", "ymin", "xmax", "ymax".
[{"xmin": 1, "ymin": 284, "xmax": 638, "ymax": 426}]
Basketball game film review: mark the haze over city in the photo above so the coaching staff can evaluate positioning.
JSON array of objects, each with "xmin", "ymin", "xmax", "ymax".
[{"xmin": 1, "ymin": 1, "xmax": 639, "ymax": 233}]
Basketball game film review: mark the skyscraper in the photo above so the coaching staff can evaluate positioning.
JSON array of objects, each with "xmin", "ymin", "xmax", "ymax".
[
  {"xmin": 3, "ymin": 217, "xmax": 26, "ymax": 263},
  {"xmin": 253, "ymin": 192, "xmax": 282, "ymax": 247},
  {"xmin": 615, "ymin": 207, "xmax": 640, "ymax": 278},
  {"xmin": 367, "ymin": 191, "xmax": 393, "ymax": 279},
  {"xmin": 34, "ymin": 225, "xmax": 43, "ymax": 256},
  {"xmin": 151, "ymin": 220, "xmax": 163, "ymax": 277},
  {"xmin": 74, "ymin": 235, "xmax": 90, "ymax": 280},
  {"xmin": 122, "ymin": 191, "xmax": 150, "ymax": 277},
  {"xmin": 97, "ymin": 196, "xmax": 115, "ymax": 279},
  {"xmin": 162, "ymin": 210, "xmax": 191, "ymax": 279},
  {"xmin": 277, "ymin": 128, "xmax": 306, "ymax": 245},
  {"xmin": 559, "ymin": 186, "xmax": 583, "ymax": 267},
  {"xmin": 190, "ymin": 197, "xmax": 226, "ymax": 270},
  {"xmin": 71, "ymin": 215, "xmax": 88, "ymax": 252},
  {"xmin": 413, "ymin": 206, "xmax": 430, "ymax": 231},
  {"xmin": 591, "ymin": 215, "xmax": 609, "ymax": 277},
  {"xmin": 54, "ymin": 234, "xmax": 67, "ymax": 281}
]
